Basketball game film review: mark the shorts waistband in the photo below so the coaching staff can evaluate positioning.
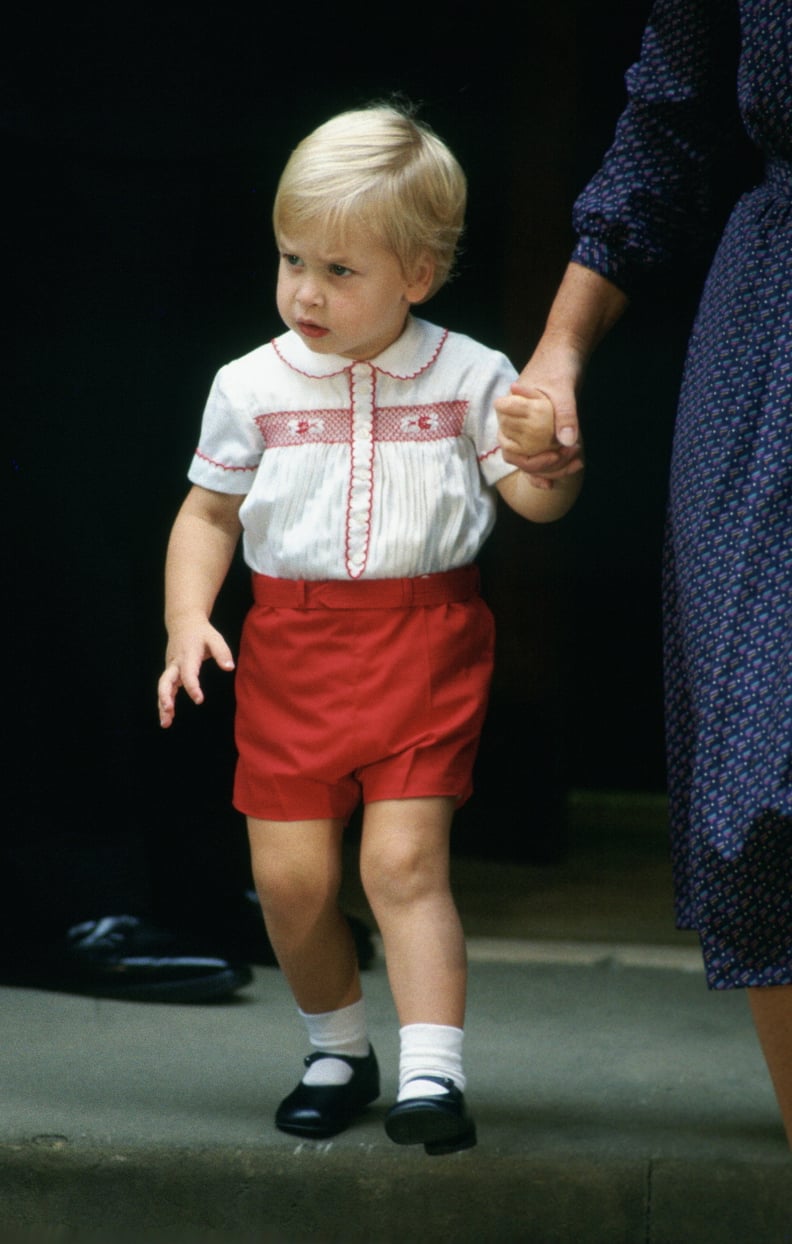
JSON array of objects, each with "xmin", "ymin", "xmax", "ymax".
[{"xmin": 251, "ymin": 566, "xmax": 481, "ymax": 609}]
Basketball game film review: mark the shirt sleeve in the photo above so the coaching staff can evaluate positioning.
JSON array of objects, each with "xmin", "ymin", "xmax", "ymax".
[
  {"xmin": 467, "ymin": 347, "xmax": 520, "ymax": 487},
  {"xmin": 571, "ymin": 0, "xmax": 741, "ymax": 294},
  {"xmin": 186, "ymin": 365, "xmax": 263, "ymax": 495}
]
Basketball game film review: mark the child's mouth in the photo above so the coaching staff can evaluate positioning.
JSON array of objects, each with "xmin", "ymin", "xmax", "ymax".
[{"xmin": 297, "ymin": 320, "xmax": 330, "ymax": 339}]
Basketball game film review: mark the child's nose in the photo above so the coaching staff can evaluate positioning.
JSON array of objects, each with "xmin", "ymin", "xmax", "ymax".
[{"xmin": 296, "ymin": 275, "xmax": 323, "ymax": 307}]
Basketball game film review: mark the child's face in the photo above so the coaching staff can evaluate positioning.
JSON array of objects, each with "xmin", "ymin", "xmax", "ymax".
[{"xmin": 276, "ymin": 228, "xmax": 434, "ymax": 360}]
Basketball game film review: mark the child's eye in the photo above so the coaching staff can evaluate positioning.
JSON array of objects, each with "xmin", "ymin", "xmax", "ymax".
[
  {"xmin": 282, "ymin": 253, "xmax": 302, "ymax": 267},
  {"xmin": 329, "ymin": 263, "xmax": 353, "ymax": 277}
]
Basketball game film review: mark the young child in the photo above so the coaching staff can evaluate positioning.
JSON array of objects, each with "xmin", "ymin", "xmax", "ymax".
[{"xmin": 158, "ymin": 104, "xmax": 581, "ymax": 1155}]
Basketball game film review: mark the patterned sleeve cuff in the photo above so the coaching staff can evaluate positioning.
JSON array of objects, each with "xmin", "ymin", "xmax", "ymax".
[{"xmin": 570, "ymin": 237, "xmax": 640, "ymax": 297}]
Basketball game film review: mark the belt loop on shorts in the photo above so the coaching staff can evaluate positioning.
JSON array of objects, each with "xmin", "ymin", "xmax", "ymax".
[{"xmin": 400, "ymin": 579, "xmax": 415, "ymax": 606}]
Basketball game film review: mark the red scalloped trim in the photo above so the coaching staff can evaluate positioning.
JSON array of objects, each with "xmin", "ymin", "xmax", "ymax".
[
  {"xmin": 193, "ymin": 448, "xmax": 257, "ymax": 473},
  {"xmin": 344, "ymin": 366, "xmax": 375, "ymax": 579}
]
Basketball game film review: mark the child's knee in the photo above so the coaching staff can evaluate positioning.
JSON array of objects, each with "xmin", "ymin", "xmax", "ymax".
[
  {"xmin": 361, "ymin": 838, "xmax": 444, "ymax": 911},
  {"xmin": 252, "ymin": 854, "xmax": 342, "ymax": 917},
  {"xmin": 248, "ymin": 819, "xmax": 344, "ymax": 914}
]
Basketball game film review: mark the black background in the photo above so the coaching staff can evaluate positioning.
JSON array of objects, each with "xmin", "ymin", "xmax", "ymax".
[{"xmin": 3, "ymin": 2, "xmax": 754, "ymax": 920}]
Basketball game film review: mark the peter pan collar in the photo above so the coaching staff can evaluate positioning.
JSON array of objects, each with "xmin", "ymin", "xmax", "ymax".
[{"xmin": 271, "ymin": 315, "xmax": 449, "ymax": 381}]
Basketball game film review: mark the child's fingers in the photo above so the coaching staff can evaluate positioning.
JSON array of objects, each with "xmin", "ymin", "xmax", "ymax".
[
  {"xmin": 499, "ymin": 441, "xmax": 584, "ymax": 480},
  {"xmin": 160, "ymin": 653, "xmax": 205, "ymax": 712},
  {"xmin": 206, "ymin": 633, "xmax": 236, "ymax": 673},
  {"xmin": 496, "ymin": 392, "xmax": 558, "ymax": 458},
  {"xmin": 495, "ymin": 392, "xmax": 553, "ymax": 421},
  {"xmin": 178, "ymin": 659, "xmax": 206, "ymax": 707},
  {"xmin": 507, "ymin": 385, "xmax": 555, "ymax": 416},
  {"xmin": 157, "ymin": 628, "xmax": 234, "ymax": 728},
  {"xmin": 510, "ymin": 381, "xmax": 579, "ymax": 447},
  {"xmin": 157, "ymin": 665, "xmax": 182, "ymax": 728}
]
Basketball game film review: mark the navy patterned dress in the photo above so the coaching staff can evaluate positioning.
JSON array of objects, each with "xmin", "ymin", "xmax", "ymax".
[{"xmin": 571, "ymin": 0, "xmax": 791, "ymax": 989}]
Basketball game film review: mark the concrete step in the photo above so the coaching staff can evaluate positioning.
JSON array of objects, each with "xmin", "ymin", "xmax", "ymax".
[{"xmin": 2, "ymin": 956, "xmax": 789, "ymax": 1242}]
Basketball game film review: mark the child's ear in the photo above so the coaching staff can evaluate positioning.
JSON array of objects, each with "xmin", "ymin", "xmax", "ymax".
[{"xmin": 405, "ymin": 254, "xmax": 436, "ymax": 305}]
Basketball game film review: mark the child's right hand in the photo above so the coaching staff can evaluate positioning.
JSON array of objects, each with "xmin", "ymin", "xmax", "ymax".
[{"xmin": 157, "ymin": 616, "xmax": 235, "ymax": 728}]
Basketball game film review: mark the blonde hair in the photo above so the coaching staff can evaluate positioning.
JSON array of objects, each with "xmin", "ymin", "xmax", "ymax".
[{"xmin": 272, "ymin": 105, "xmax": 466, "ymax": 299}]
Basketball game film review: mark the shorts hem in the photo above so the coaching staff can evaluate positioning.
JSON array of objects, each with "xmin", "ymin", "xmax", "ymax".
[{"xmin": 234, "ymin": 784, "xmax": 471, "ymax": 824}]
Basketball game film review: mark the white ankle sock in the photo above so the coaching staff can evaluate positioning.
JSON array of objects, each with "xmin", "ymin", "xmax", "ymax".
[
  {"xmin": 397, "ymin": 1022, "xmax": 466, "ymax": 1100},
  {"xmin": 299, "ymin": 999, "xmax": 370, "ymax": 1086}
]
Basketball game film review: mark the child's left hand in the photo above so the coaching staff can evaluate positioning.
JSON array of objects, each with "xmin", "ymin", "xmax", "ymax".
[{"xmin": 495, "ymin": 387, "xmax": 558, "ymax": 459}]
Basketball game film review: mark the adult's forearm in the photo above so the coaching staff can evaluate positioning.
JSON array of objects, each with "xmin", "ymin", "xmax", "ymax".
[
  {"xmin": 507, "ymin": 262, "xmax": 628, "ymax": 462},
  {"xmin": 534, "ymin": 262, "xmax": 629, "ymax": 376}
]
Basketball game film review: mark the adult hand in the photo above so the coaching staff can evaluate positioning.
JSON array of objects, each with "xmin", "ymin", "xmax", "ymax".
[{"xmin": 497, "ymin": 263, "xmax": 627, "ymax": 485}]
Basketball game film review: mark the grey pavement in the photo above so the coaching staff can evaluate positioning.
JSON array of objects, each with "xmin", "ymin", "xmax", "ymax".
[{"xmin": 1, "ymin": 796, "xmax": 790, "ymax": 1243}]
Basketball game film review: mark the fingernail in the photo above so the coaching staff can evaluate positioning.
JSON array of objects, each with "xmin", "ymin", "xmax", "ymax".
[{"xmin": 558, "ymin": 427, "xmax": 576, "ymax": 446}]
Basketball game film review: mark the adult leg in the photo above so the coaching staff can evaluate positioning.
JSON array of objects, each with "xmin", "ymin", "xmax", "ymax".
[{"xmin": 748, "ymin": 985, "xmax": 792, "ymax": 1148}]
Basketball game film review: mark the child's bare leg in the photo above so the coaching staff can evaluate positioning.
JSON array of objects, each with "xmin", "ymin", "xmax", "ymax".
[
  {"xmin": 361, "ymin": 796, "xmax": 476, "ymax": 1152},
  {"xmin": 359, "ymin": 796, "xmax": 464, "ymax": 1026},
  {"xmin": 247, "ymin": 816, "xmax": 360, "ymax": 1013},
  {"xmin": 748, "ymin": 984, "xmax": 792, "ymax": 1148},
  {"xmin": 248, "ymin": 816, "xmax": 378, "ymax": 1136}
]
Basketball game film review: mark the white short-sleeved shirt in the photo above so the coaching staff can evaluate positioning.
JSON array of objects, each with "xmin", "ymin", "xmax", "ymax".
[{"xmin": 188, "ymin": 315, "xmax": 518, "ymax": 581}]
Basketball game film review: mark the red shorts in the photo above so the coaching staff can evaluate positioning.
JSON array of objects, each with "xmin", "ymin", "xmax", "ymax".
[{"xmin": 233, "ymin": 566, "xmax": 495, "ymax": 822}]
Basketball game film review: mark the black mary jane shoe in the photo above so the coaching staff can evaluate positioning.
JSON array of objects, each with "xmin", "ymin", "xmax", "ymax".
[
  {"xmin": 384, "ymin": 1076, "xmax": 477, "ymax": 1154},
  {"xmin": 275, "ymin": 1048, "xmax": 380, "ymax": 1138}
]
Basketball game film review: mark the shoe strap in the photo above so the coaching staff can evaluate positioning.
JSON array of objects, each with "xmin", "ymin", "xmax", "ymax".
[
  {"xmin": 402, "ymin": 1074, "xmax": 455, "ymax": 1092},
  {"xmin": 304, "ymin": 1050, "xmax": 370, "ymax": 1069}
]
